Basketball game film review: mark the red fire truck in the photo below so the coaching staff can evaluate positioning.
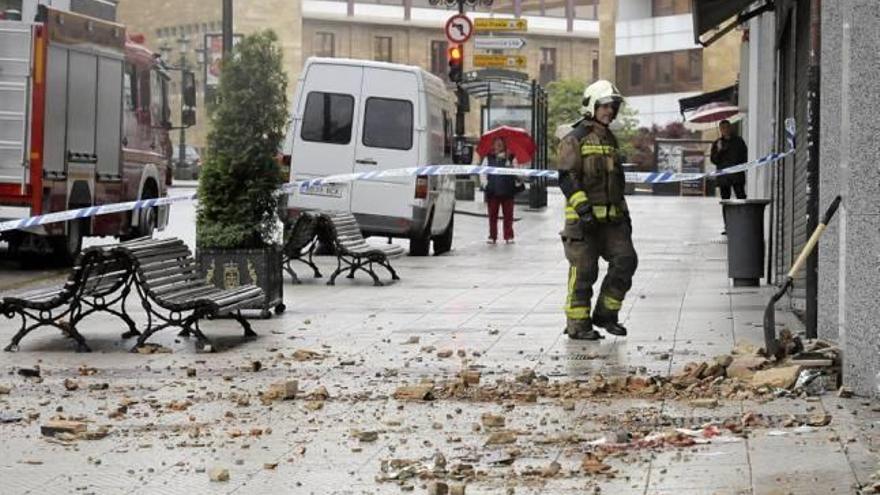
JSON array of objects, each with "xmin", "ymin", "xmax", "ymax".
[{"xmin": 0, "ymin": 6, "xmax": 183, "ymax": 263}]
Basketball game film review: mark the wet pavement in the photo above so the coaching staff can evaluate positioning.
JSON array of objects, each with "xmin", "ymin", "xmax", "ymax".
[{"xmin": 0, "ymin": 190, "xmax": 877, "ymax": 494}]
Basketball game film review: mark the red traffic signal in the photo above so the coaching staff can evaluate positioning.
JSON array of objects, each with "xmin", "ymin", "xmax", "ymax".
[{"xmin": 448, "ymin": 44, "xmax": 463, "ymax": 83}]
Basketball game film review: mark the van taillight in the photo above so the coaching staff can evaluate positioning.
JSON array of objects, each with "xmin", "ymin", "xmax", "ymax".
[{"xmin": 415, "ymin": 176, "xmax": 428, "ymax": 199}]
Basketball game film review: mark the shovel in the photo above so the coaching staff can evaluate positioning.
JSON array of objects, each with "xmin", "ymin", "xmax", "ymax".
[{"xmin": 763, "ymin": 195, "xmax": 842, "ymax": 358}]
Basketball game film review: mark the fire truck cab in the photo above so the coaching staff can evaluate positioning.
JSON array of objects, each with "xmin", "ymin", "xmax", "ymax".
[{"xmin": 0, "ymin": 5, "xmax": 178, "ymax": 263}]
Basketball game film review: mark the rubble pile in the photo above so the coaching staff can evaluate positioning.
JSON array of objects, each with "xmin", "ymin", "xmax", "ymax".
[{"xmin": 428, "ymin": 343, "xmax": 841, "ymax": 404}]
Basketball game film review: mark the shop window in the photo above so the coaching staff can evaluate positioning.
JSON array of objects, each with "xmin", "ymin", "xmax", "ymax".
[{"xmin": 315, "ymin": 32, "xmax": 335, "ymax": 58}]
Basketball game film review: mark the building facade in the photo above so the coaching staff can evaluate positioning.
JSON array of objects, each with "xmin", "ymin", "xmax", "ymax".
[
  {"xmin": 116, "ymin": 0, "xmax": 303, "ymax": 153},
  {"xmin": 732, "ymin": 0, "xmax": 879, "ymax": 397},
  {"xmin": 115, "ymin": 0, "xmax": 605, "ymax": 150},
  {"xmin": 302, "ymin": 0, "xmax": 602, "ymax": 139},
  {"xmin": 615, "ymin": 0, "xmax": 740, "ymax": 128}
]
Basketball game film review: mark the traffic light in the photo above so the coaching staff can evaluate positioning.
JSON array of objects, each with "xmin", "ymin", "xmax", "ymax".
[
  {"xmin": 182, "ymin": 71, "xmax": 197, "ymax": 108},
  {"xmin": 448, "ymin": 44, "xmax": 463, "ymax": 83}
]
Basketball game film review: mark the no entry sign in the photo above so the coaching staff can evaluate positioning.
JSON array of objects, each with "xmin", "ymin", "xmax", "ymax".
[{"xmin": 445, "ymin": 14, "xmax": 473, "ymax": 44}]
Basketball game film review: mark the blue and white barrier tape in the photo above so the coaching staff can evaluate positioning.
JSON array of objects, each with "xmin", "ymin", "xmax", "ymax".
[
  {"xmin": 0, "ymin": 194, "xmax": 197, "ymax": 234},
  {"xmin": 0, "ymin": 119, "xmax": 796, "ymax": 234},
  {"xmin": 295, "ymin": 118, "xmax": 797, "ymax": 190},
  {"xmin": 0, "ymin": 150, "xmax": 788, "ymax": 235},
  {"xmin": 292, "ymin": 148, "xmax": 793, "ymax": 190}
]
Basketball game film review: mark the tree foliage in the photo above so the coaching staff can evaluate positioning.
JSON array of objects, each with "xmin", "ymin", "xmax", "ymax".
[
  {"xmin": 196, "ymin": 31, "xmax": 289, "ymax": 249},
  {"xmin": 610, "ymin": 105, "xmax": 640, "ymax": 161},
  {"xmin": 546, "ymin": 79, "xmax": 583, "ymax": 164}
]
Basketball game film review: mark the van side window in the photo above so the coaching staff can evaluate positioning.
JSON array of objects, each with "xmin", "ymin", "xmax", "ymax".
[
  {"xmin": 301, "ymin": 92, "xmax": 354, "ymax": 145},
  {"xmin": 363, "ymin": 97, "xmax": 413, "ymax": 151}
]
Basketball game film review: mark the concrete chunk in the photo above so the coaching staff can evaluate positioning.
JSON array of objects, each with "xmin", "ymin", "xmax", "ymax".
[
  {"xmin": 41, "ymin": 420, "xmax": 87, "ymax": 437},
  {"xmin": 263, "ymin": 380, "xmax": 298, "ymax": 403},
  {"xmin": 427, "ymin": 481, "xmax": 449, "ymax": 495},
  {"xmin": 727, "ymin": 356, "xmax": 769, "ymax": 381},
  {"xmin": 392, "ymin": 384, "xmax": 434, "ymax": 401},
  {"xmin": 751, "ymin": 366, "xmax": 801, "ymax": 389},
  {"xmin": 481, "ymin": 413, "xmax": 506, "ymax": 428},
  {"xmin": 209, "ymin": 466, "xmax": 229, "ymax": 482}
]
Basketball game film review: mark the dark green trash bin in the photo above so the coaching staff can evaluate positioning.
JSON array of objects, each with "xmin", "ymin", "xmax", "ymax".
[{"xmin": 721, "ymin": 199, "xmax": 771, "ymax": 287}]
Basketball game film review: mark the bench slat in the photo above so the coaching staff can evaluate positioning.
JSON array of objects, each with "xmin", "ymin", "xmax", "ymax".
[
  {"xmin": 165, "ymin": 287, "xmax": 224, "ymax": 304},
  {"xmin": 150, "ymin": 279, "xmax": 209, "ymax": 298}
]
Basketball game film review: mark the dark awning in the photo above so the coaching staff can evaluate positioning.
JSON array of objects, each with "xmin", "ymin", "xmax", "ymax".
[{"xmin": 691, "ymin": 0, "xmax": 774, "ymax": 46}]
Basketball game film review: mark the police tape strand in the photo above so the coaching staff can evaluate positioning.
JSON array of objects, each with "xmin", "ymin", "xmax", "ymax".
[
  {"xmin": 292, "ymin": 119, "xmax": 797, "ymax": 191},
  {"xmin": 289, "ymin": 148, "xmax": 794, "ymax": 192},
  {"xmin": 0, "ymin": 122, "xmax": 796, "ymax": 234}
]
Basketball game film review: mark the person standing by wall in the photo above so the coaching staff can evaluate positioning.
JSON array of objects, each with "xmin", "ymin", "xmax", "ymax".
[{"xmin": 710, "ymin": 120, "xmax": 749, "ymax": 234}]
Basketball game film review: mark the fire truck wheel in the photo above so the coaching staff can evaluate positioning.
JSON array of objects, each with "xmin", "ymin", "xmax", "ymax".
[
  {"xmin": 52, "ymin": 219, "xmax": 85, "ymax": 265},
  {"xmin": 138, "ymin": 206, "xmax": 157, "ymax": 238}
]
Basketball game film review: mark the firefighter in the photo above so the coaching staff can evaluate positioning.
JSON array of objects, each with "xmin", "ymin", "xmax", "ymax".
[{"xmin": 557, "ymin": 80, "xmax": 638, "ymax": 340}]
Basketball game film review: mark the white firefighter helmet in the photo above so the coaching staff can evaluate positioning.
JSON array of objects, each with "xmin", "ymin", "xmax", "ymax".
[{"xmin": 580, "ymin": 79, "xmax": 625, "ymax": 118}]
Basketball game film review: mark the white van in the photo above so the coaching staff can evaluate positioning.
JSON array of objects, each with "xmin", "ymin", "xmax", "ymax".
[{"xmin": 285, "ymin": 58, "xmax": 457, "ymax": 256}]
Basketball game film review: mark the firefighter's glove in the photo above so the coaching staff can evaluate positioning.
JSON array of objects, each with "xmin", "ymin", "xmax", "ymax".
[{"xmin": 575, "ymin": 202, "xmax": 597, "ymax": 230}]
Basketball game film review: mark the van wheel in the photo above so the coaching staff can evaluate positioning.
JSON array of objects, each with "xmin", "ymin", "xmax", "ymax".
[
  {"xmin": 432, "ymin": 215, "xmax": 454, "ymax": 256},
  {"xmin": 51, "ymin": 219, "xmax": 85, "ymax": 266},
  {"xmin": 409, "ymin": 212, "xmax": 432, "ymax": 257},
  {"xmin": 409, "ymin": 231, "xmax": 430, "ymax": 256}
]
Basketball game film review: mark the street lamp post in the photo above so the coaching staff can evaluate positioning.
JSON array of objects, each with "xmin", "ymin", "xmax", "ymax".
[
  {"xmin": 222, "ymin": 0, "xmax": 233, "ymax": 59},
  {"xmin": 177, "ymin": 35, "xmax": 190, "ymax": 175},
  {"xmin": 160, "ymin": 37, "xmax": 199, "ymax": 179}
]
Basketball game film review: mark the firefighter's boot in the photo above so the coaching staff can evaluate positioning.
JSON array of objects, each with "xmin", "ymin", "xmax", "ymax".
[
  {"xmin": 592, "ymin": 308, "xmax": 627, "ymax": 337},
  {"xmin": 565, "ymin": 319, "xmax": 604, "ymax": 340}
]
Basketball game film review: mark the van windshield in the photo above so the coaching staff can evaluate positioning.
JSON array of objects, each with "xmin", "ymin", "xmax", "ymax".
[{"xmin": 301, "ymin": 92, "xmax": 354, "ymax": 145}]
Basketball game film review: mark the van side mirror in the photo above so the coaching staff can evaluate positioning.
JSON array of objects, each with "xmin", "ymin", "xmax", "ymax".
[{"xmin": 182, "ymin": 71, "xmax": 197, "ymax": 108}]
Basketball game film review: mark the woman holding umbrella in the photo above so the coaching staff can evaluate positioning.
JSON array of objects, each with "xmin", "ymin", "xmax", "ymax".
[
  {"xmin": 477, "ymin": 127, "xmax": 535, "ymax": 244},
  {"xmin": 480, "ymin": 137, "xmax": 520, "ymax": 244}
]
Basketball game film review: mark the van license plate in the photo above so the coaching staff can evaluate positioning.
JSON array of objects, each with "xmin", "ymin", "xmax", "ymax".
[{"xmin": 301, "ymin": 184, "xmax": 343, "ymax": 198}]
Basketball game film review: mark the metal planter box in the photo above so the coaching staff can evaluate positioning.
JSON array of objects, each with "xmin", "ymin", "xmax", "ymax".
[{"xmin": 197, "ymin": 245, "xmax": 284, "ymax": 318}]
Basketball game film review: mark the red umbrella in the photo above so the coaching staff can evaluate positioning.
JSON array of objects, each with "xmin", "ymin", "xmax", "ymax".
[{"xmin": 476, "ymin": 126, "xmax": 536, "ymax": 165}]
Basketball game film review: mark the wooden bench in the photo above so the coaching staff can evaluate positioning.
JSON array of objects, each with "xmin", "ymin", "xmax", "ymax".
[
  {"xmin": 318, "ymin": 212, "xmax": 403, "ymax": 286},
  {"xmin": 281, "ymin": 212, "xmax": 322, "ymax": 284},
  {"xmin": 112, "ymin": 237, "xmax": 265, "ymax": 352},
  {"xmin": 0, "ymin": 248, "xmax": 138, "ymax": 352}
]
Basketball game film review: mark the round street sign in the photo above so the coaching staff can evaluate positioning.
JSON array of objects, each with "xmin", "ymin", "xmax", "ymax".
[{"xmin": 445, "ymin": 14, "xmax": 473, "ymax": 44}]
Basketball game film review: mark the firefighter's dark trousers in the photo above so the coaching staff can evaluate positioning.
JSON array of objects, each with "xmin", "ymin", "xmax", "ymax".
[{"xmin": 562, "ymin": 219, "xmax": 638, "ymax": 327}]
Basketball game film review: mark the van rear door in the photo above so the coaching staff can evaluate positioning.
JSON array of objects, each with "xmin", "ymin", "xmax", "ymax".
[
  {"xmin": 289, "ymin": 62, "xmax": 362, "ymax": 212},
  {"xmin": 350, "ymin": 67, "xmax": 419, "ymax": 225}
]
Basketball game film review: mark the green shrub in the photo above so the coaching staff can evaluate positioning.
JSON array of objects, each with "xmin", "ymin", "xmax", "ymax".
[{"xmin": 196, "ymin": 31, "xmax": 288, "ymax": 249}]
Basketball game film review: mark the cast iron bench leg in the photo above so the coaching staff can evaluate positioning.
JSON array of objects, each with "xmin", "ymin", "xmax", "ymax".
[
  {"xmin": 188, "ymin": 319, "xmax": 215, "ymax": 353},
  {"xmin": 235, "ymin": 311, "xmax": 257, "ymax": 339},
  {"xmin": 59, "ymin": 321, "xmax": 91, "ymax": 353}
]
